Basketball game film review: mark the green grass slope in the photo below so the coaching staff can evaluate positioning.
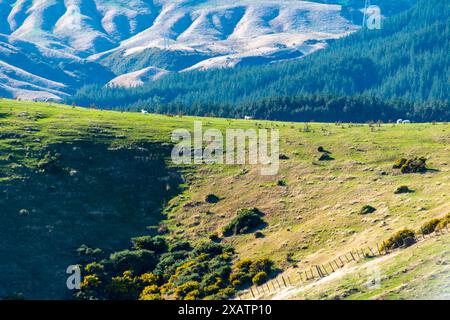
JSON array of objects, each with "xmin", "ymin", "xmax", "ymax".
[{"xmin": 0, "ymin": 99, "xmax": 448, "ymax": 299}]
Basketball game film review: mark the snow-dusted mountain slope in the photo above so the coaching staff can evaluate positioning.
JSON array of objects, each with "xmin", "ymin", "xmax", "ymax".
[
  {"xmin": 107, "ymin": 66, "xmax": 169, "ymax": 88},
  {"xmin": 0, "ymin": 0, "xmax": 360, "ymax": 98},
  {"xmin": 0, "ymin": 34, "xmax": 113, "ymax": 100}
]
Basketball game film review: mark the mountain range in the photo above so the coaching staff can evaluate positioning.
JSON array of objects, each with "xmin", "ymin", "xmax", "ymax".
[
  {"xmin": 70, "ymin": 0, "xmax": 448, "ymax": 122},
  {"xmin": 0, "ymin": 0, "xmax": 365, "ymax": 100}
]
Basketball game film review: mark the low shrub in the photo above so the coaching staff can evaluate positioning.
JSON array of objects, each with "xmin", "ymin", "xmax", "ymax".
[
  {"xmin": 436, "ymin": 214, "xmax": 450, "ymax": 230},
  {"xmin": 252, "ymin": 272, "xmax": 268, "ymax": 285},
  {"xmin": 216, "ymin": 287, "xmax": 235, "ymax": 299},
  {"xmin": 249, "ymin": 258, "xmax": 274, "ymax": 275},
  {"xmin": 192, "ymin": 241, "xmax": 231, "ymax": 257},
  {"xmin": 84, "ymin": 262, "xmax": 105, "ymax": 275},
  {"xmin": 223, "ymin": 208, "xmax": 265, "ymax": 236},
  {"xmin": 106, "ymin": 271, "xmax": 141, "ymax": 300},
  {"xmin": 360, "ymin": 205, "xmax": 376, "ymax": 215},
  {"xmin": 380, "ymin": 229, "xmax": 416, "ymax": 251},
  {"xmin": 254, "ymin": 231, "xmax": 265, "ymax": 238},
  {"xmin": 209, "ymin": 233, "xmax": 221, "ymax": 242},
  {"xmin": 78, "ymin": 227, "xmax": 275, "ymax": 300},
  {"xmin": 109, "ymin": 250, "xmax": 157, "ymax": 274},
  {"xmin": 169, "ymin": 240, "xmax": 192, "ymax": 252},
  {"xmin": 393, "ymin": 158, "xmax": 407, "ymax": 169},
  {"xmin": 131, "ymin": 236, "xmax": 168, "ymax": 254},
  {"xmin": 230, "ymin": 258, "xmax": 274, "ymax": 287},
  {"xmin": 80, "ymin": 274, "xmax": 102, "ymax": 291},
  {"xmin": 394, "ymin": 186, "xmax": 413, "ymax": 194},
  {"xmin": 205, "ymin": 194, "xmax": 220, "ymax": 204},
  {"xmin": 393, "ymin": 157, "xmax": 427, "ymax": 174},
  {"xmin": 420, "ymin": 218, "xmax": 441, "ymax": 235},
  {"xmin": 174, "ymin": 281, "xmax": 200, "ymax": 299},
  {"xmin": 139, "ymin": 285, "xmax": 161, "ymax": 300}
]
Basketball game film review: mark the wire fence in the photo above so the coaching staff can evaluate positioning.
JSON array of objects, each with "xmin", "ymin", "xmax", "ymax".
[{"xmin": 237, "ymin": 223, "xmax": 450, "ymax": 300}]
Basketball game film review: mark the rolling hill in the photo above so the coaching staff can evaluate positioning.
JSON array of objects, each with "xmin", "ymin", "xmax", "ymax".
[{"xmin": 0, "ymin": 99, "xmax": 448, "ymax": 299}]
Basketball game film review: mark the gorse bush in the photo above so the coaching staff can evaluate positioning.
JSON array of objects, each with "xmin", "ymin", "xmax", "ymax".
[
  {"xmin": 77, "ymin": 235, "xmax": 273, "ymax": 300},
  {"xmin": 378, "ymin": 213, "xmax": 449, "ymax": 254},
  {"xmin": 420, "ymin": 219, "xmax": 441, "ymax": 235},
  {"xmin": 140, "ymin": 285, "xmax": 161, "ymax": 300},
  {"xmin": 229, "ymin": 258, "xmax": 275, "ymax": 288},
  {"xmin": 223, "ymin": 208, "xmax": 266, "ymax": 236},
  {"xmin": 106, "ymin": 271, "xmax": 142, "ymax": 300},
  {"xmin": 380, "ymin": 229, "xmax": 416, "ymax": 252},
  {"xmin": 168, "ymin": 240, "xmax": 192, "ymax": 252},
  {"xmin": 436, "ymin": 214, "xmax": 450, "ymax": 231},
  {"xmin": 109, "ymin": 249, "xmax": 157, "ymax": 275},
  {"xmin": 393, "ymin": 157, "xmax": 428, "ymax": 174},
  {"xmin": 131, "ymin": 236, "xmax": 168, "ymax": 254},
  {"xmin": 174, "ymin": 281, "xmax": 200, "ymax": 300},
  {"xmin": 252, "ymin": 272, "xmax": 268, "ymax": 286}
]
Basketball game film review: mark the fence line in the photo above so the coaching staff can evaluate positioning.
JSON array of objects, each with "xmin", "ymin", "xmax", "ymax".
[{"xmin": 238, "ymin": 224, "xmax": 449, "ymax": 300}]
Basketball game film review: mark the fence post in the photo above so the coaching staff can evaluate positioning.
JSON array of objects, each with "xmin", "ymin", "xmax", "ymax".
[
  {"xmin": 250, "ymin": 287, "xmax": 255, "ymax": 298},
  {"xmin": 287, "ymin": 275, "xmax": 292, "ymax": 285},
  {"xmin": 329, "ymin": 262, "xmax": 335, "ymax": 272},
  {"xmin": 320, "ymin": 265, "xmax": 328, "ymax": 276},
  {"xmin": 276, "ymin": 278, "xmax": 282, "ymax": 288},
  {"xmin": 281, "ymin": 275, "xmax": 287, "ymax": 287},
  {"xmin": 320, "ymin": 265, "xmax": 327, "ymax": 276},
  {"xmin": 360, "ymin": 249, "xmax": 366, "ymax": 258},
  {"xmin": 334, "ymin": 260, "xmax": 340, "ymax": 269},
  {"xmin": 349, "ymin": 251, "xmax": 356, "ymax": 261},
  {"xmin": 315, "ymin": 266, "xmax": 322, "ymax": 278}
]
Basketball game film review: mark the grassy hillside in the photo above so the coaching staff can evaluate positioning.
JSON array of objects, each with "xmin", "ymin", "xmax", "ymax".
[{"xmin": 0, "ymin": 99, "xmax": 448, "ymax": 299}]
